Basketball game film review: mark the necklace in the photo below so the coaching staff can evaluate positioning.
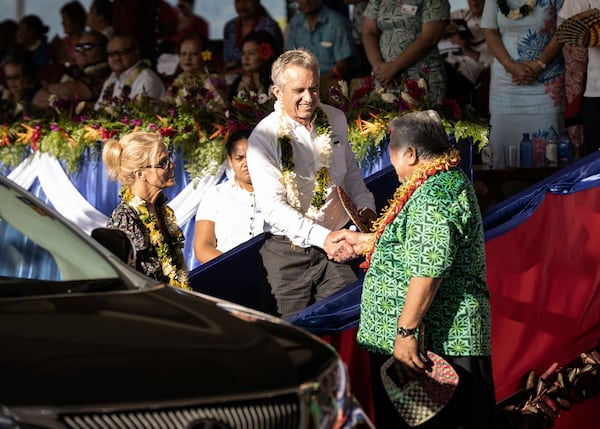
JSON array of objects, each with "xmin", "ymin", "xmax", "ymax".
[
  {"xmin": 277, "ymin": 101, "xmax": 333, "ymax": 212},
  {"xmin": 497, "ymin": 0, "xmax": 536, "ymax": 20},
  {"xmin": 120, "ymin": 186, "xmax": 190, "ymax": 289},
  {"xmin": 99, "ymin": 60, "xmax": 149, "ymax": 105},
  {"xmin": 360, "ymin": 150, "xmax": 461, "ymax": 270}
]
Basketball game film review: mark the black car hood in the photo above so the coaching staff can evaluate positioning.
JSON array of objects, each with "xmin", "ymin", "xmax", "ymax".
[{"xmin": 0, "ymin": 286, "xmax": 336, "ymax": 407}]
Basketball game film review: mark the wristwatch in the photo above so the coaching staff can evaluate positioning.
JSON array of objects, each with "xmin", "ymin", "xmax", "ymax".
[{"xmin": 397, "ymin": 326, "xmax": 418, "ymax": 338}]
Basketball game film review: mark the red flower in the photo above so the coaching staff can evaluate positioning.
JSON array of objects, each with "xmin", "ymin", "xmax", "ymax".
[
  {"xmin": 159, "ymin": 127, "xmax": 176, "ymax": 138},
  {"xmin": 257, "ymin": 43, "xmax": 274, "ymax": 61}
]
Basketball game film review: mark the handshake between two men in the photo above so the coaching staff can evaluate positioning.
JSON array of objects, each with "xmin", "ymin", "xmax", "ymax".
[{"xmin": 323, "ymin": 207, "xmax": 378, "ymax": 263}]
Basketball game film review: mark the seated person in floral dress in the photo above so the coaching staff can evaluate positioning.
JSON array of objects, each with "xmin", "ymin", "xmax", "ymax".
[
  {"xmin": 166, "ymin": 33, "xmax": 227, "ymax": 110},
  {"xmin": 227, "ymin": 30, "xmax": 280, "ymax": 101}
]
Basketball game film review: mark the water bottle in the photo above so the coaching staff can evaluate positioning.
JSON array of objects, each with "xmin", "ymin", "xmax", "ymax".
[
  {"xmin": 532, "ymin": 135, "xmax": 546, "ymax": 167},
  {"xmin": 545, "ymin": 135, "xmax": 558, "ymax": 167},
  {"xmin": 519, "ymin": 133, "xmax": 533, "ymax": 168},
  {"xmin": 557, "ymin": 129, "xmax": 571, "ymax": 166}
]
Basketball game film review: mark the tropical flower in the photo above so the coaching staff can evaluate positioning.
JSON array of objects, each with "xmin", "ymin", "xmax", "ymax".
[{"xmin": 257, "ymin": 42, "xmax": 275, "ymax": 61}]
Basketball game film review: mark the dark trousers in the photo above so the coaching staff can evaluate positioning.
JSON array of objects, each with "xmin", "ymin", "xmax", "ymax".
[
  {"xmin": 369, "ymin": 352, "xmax": 496, "ymax": 429},
  {"xmin": 583, "ymin": 97, "xmax": 600, "ymax": 156},
  {"xmin": 258, "ymin": 234, "xmax": 358, "ymax": 318}
]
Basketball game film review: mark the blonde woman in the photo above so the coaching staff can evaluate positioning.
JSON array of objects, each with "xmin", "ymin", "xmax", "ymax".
[{"xmin": 102, "ymin": 131, "xmax": 189, "ymax": 289}]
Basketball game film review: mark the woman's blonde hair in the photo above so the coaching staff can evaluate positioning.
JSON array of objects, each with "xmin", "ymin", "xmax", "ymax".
[{"xmin": 102, "ymin": 131, "xmax": 165, "ymax": 186}]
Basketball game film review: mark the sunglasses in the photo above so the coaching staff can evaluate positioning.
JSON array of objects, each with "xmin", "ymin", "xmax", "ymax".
[
  {"xmin": 144, "ymin": 153, "xmax": 174, "ymax": 170},
  {"xmin": 107, "ymin": 47, "xmax": 134, "ymax": 57},
  {"xmin": 75, "ymin": 43, "xmax": 96, "ymax": 53}
]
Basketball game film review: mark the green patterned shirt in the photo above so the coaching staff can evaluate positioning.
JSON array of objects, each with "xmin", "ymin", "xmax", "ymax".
[{"xmin": 357, "ymin": 169, "xmax": 491, "ymax": 356}]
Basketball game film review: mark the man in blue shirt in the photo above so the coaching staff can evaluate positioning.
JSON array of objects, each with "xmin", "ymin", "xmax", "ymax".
[{"xmin": 285, "ymin": 0, "xmax": 355, "ymax": 82}]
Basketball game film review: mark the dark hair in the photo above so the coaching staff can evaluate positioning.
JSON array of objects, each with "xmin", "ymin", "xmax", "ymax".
[
  {"xmin": 0, "ymin": 19, "xmax": 18, "ymax": 48},
  {"xmin": 241, "ymin": 30, "xmax": 281, "ymax": 89},
  {"xmin": 81, "ymin": 30, "xmax": 109, "ymax": 53},
  {"xmin": 61, "ymin": 1, "xmax": 88, "ymax": 31},
  {"xmin": 179, "ymin": 33, "xmax": 207, "ymax": 53},
  {"xmin": 109, "ymin": 33, "xmax": 138, "ymax": 51},
  {"xmin": 225, "ymin": 130, "xmax": 251, "ymax": 156},
  {"xmin": 2, "ymin": 48, "xmax": 35, "ymax": 80},
  {"xmin": 19, "ymin": 15, "xmax": 49, "ymax": 39},
  {"xmin": 90, "ymin": 0, "xmax": 113, "ymax": 22},
  {"xmin": 388, "ymin": 110, "xmax": 450, "ymax": 159}
]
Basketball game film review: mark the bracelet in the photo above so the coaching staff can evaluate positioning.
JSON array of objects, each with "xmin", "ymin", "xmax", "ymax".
[
  {"xmin": 501, "ymin": 57, "xmax": 512, "ymax": 65},
  {"xmin": 535, "ymin": 59, "xmax": 546, "ymax": 69}
]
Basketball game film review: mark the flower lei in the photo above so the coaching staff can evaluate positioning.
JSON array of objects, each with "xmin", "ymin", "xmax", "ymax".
[
  {"xmin": 100, "ymin": 60, "xmax": 149, "ymax": 105},
  {"xmin": 278, "ymin": 101, "xmax": 333, "ymax": 212},
  {"xmin": 497, "ymin": 0, "xmax": 536, "ymax": 20},
  {"xmin": 360, "ymin": 149, "xmax": 461, "ymax": 270},
  {"xmin": 120, "ymin": 186, "xmax": 190, "ymax": 290}
]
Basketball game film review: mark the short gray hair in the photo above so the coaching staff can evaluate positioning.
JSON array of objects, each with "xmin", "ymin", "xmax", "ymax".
[
  {"xmin": 388, "ymin": 110, "xmax": 450, "ymax": 159},
  {"xmin": 271, "ymin": 48, "xmax": 319, "ymax": 89}
]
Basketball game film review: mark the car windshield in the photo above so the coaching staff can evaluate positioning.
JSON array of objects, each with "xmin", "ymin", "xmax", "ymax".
[{"xmin": 0, "ymin": 181, "xmax": 120, "ymax": 288}]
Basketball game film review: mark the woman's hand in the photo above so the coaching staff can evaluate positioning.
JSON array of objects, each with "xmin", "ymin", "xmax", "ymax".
[
  {"xmin": 372, "ymin": 62, "xmax": 400, "ymax": 87},
  {"xmin": 505, "ymin": 61, "xmax": 537, "ymax": 85}
]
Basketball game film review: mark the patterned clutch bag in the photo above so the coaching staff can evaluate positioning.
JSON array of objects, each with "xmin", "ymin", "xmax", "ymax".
[{"xmin": 380, "ymin": 325, "xmax": 460, "ymax": 426}]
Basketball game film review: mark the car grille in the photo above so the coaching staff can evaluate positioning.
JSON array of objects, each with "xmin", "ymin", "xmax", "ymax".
[{"xmin": 59, "ymin": 395, "xmax": 300, "ymax": 429}]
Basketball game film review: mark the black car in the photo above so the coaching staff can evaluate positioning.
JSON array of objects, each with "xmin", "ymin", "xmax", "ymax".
[{"xmin": 0, "ymin": 175, "xmax": 374, "ymax": 429}]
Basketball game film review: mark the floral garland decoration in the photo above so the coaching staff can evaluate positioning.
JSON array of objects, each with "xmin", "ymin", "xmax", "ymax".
[
  {"xmin": 120, "ymin": 186, "xmax": 190, "ymax": 290},
  {"xmin": 497, "ymin": 0, "xmax": 536, "ymax": 20},
  {"xmin": 277, "ymin": 101, "xmax": 333, "ymax": 211},
  {"xmin": 360, "ymin": 149, "xmax": 461, "ymax": 270}
]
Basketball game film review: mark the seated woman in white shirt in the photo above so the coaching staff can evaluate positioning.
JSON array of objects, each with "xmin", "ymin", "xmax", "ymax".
[{"xmin": 193, "ymin": 130, "xmax": 264, "ymax": 264}]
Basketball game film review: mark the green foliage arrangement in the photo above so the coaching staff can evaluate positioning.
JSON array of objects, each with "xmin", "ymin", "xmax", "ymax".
[{"xmin": 0, "ymin": 72, "xmax": 487, "ymax": 178}]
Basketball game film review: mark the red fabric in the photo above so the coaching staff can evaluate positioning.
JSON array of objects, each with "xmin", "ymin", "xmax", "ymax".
[
  {"xmin": 326, "ymin": 188, "xmax": 600, "ymax": 425},
  {"xmin": 487, "ymin": 189, "xmax": 600, "ymax": 401}
]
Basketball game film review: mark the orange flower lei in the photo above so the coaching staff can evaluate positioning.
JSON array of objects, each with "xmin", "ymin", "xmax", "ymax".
[{"xmin": 360, "ymin": 149, "xmax": 461, "ymax": 270}]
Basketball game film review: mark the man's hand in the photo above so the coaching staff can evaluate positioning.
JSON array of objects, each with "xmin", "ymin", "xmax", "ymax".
[
  {"xmin": 328, "ymin": 229, "xmax": 375, "ymax": 256},
  {"xmin": 324, "ymin": 230, "xmax": 358, "ymax": 262},
  {"xmin": 393, "ymin": 335, "xmax": 427, "ymax": 377}
]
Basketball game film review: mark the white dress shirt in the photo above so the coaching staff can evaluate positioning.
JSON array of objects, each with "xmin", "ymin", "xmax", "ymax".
[
  {"xmin": 246, "ymin": 102, "xmax": 375, "ymax": 249},
  {"xmin": 95, "ymin": 61, "xmax": 166, "ymax": 109},
  {"xmin": 195, "ymin": 179, "xmax": 264, "ymax": 253}
]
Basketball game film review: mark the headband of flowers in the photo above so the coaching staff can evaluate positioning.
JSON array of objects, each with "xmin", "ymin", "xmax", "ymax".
[{"xmin": 257, "ymin": 43, "xmax": 275, "ymax": 61}]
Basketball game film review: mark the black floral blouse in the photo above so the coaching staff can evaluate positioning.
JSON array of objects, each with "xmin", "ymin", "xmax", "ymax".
[{"xmin": 107, "ymin": 200, "xmax": 173, "ymax": 283}]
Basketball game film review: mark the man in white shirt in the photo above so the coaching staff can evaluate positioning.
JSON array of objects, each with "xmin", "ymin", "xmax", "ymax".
[
  {"xmin": 246, "ymin": 48, "xmax": 376, "ymax": 318},
  {"xmin": 95, "ymin": 34, "xmax": 165, "ymax": 110}
]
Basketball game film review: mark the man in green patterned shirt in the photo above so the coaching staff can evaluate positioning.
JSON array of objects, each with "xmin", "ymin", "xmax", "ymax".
[{"xmin": 335, "ymin": 110, "xmax": 495, "ymax": 428}]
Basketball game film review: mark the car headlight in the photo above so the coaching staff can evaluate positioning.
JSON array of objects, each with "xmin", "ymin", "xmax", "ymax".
[{"xmin": 299, "ymin": 358, "xmax": 351, "ymax": 428}]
